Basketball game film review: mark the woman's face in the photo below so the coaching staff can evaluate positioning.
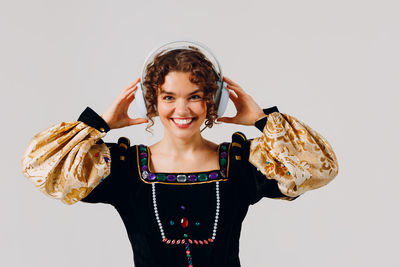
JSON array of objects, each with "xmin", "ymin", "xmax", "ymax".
[{"xmin": 157, "ymin": 71, "xmax": 207, "ymax": 139}]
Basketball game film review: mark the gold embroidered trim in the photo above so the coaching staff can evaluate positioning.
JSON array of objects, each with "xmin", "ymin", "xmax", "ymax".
[
  {"xmin": 231, "ymin": 142, "xmax": 242, "ymax": 148},
  {"xmin": 119, "ymin": 143, "xmax": 128, "ymax": 149}
]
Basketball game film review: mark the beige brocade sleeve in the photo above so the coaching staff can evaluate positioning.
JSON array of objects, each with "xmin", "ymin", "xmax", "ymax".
[
  {"xmin": 20, "ymin": 121, "xmax": 111, "ymax": 205},
  {"xmin": 249, "ymin": 112, "xmax": 339, "ymax": 198}
]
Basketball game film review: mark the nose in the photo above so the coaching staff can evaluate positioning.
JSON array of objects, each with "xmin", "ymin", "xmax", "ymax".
[{"xmin": 174, "ymin": 99, "xmax": 190, "ymax": 115}]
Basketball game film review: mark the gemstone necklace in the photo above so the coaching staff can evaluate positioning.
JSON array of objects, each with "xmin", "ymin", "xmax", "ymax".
[
  {"xmin": 137, "ymin": 143, "xmax": 230, "ymax": 184},
  {"xmin": 151, "ymin": 181, "xmax": 220, "ymax": 267},
  {"xmin": 137, "ymin": 143, "xmax": 230, "ymax": 267}
]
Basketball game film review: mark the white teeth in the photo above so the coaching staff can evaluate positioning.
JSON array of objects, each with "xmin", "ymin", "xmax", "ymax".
[{"xmin": 172, "ymin": 118, "xmax": 193, "ymax": 125}]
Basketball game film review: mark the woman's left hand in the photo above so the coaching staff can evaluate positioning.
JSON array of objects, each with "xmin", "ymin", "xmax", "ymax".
[{"xmin": 216, "ymin": 76, "xmax": 267, "ymax": 125}]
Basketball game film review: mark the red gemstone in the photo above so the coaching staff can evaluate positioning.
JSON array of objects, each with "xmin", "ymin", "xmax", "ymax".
[
  {"xmin": 181, "ymin": 239, "xmax": 185, "ymax": 244},
  {"xmin": 181, "ymin": 217, "xmax": 188, "ymax": 228},
  {"xmin": 186, "ymin": 250, "xmax": 191, "ymax": 254},
  {"xmin": 177, "ymin": 240, "xmax": 181, "ymax": 245},
  {"xmin": 162, "ymin": 238, "xmax": 167, "ymax": 242},
  {"xmin": 94, "ymin": 153, "xmax": 99, "ymax": 157},
  {"xmin": 194, "ymin": 240, "xmax": 198, "ymax": 245},
  {"xmin": 171, "ymin": 239, "xmax": 176, "ymax": 245},
  {"xmin": 208, "ymin": 238, "xmax": 214, "ymax": 242},
  {"xmin": 189, "ymin": 265, "xmax": 193, "ymax": 267},
  {"xmin": 199, "ymin": 240, "xmax": 204, "ymax": 245},
  {"xmin": 166, "ymin": 239, "xmax": 171, "ymax": 244},
  {"xmin": 204, "ymin": 240, "xmax": 208, "ymax": 245},
  {"xmin": 189, "ymin": 239, "xmax": 193, "ymax": 244}
]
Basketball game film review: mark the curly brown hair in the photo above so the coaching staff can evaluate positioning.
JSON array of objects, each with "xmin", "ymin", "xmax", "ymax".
[{"xmin": 142, "ymin": 47, "xmax": 221, "ymax": 134}]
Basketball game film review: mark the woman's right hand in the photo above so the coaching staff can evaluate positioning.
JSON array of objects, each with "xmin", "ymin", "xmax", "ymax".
[{"xmin": 101, "ymin": 77, "xmax": 149, "ymax": 130}]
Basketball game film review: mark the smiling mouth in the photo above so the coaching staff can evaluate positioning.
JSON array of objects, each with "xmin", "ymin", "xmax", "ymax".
[{"xmin": 170, "ymin": 118, "xmax": 195, "ymax": 127}]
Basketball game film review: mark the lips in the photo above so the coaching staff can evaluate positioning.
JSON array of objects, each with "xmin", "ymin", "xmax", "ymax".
[{"xmin": 170, "ymin": 118, "xmax": 195, "ymax": 128}]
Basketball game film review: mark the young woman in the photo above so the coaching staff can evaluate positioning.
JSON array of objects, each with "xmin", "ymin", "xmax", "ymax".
[{"xmin": 21, "ymin": 47, "xmax": 339, "ymax": 267}]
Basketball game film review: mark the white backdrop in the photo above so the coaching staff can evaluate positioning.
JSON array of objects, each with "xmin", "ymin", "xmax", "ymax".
[{"xmin": 2, "ymin": 0, "xmax": 399, "ymax": 266}]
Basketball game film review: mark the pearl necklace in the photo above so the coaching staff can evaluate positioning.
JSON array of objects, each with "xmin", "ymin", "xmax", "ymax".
[
  {"xmin": 151, "ymin": 182, "xmax": 220, "ymax": 267},
  {"xmin": 151, "ymin": 182, "xmax": 220, "ymax": 242}
]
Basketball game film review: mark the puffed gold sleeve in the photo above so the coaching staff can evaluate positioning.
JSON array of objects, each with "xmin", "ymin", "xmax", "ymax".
[
  {"xmin": 249, "ymin": 111, "xmax": 339, "ymax": 198},
  {"xmin": 20, "ymin": 121, "xmax": 111, "ymax": 205}
]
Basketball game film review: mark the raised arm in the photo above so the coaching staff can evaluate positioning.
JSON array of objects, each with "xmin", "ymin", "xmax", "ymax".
[
  {"xmin": 218, "ymin": 76, "xmax": 338, "ymax": 204},
  {"xmin": 21, "ymin": 78, "xmax": 146, "ymax": 205}
]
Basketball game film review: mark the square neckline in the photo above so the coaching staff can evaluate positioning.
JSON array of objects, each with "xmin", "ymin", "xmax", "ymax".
[
  {"xmin": 146, "ymin": 144, "xmax": 222, "ymax": 174},
  {"xmin": 136, "ymin": 142, "xmax": 230, "ymax": 184}
]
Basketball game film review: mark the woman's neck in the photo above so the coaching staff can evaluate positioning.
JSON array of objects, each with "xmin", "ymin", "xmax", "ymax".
[{"xmin": 154, "ymin": 131, "xmax": 209, "ymax": 157}]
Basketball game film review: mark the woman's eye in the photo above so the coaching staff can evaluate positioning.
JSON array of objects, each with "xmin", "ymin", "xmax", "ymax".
[
  {"xmin": 163, "ymin": 96, "xmax": 173, "ymax": 100},
  {"xmin": 190, "ymin": 95, "xmax": 202, "ymax": 100}
]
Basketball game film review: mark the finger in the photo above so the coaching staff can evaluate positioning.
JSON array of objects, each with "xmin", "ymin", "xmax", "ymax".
[
  {"xmin": 227, "ymin": 84, "xmax": 244, "ymax": 95},
  {"xmin": 223, "ymin": 77, "xmax": 243, "ymax": 90},
  {"xmin": 129, "ymin": 118, "xmax": 149, "ymax": 125},
  {"xmin": 216, "ymin": 116, "xmax": 236, "ymax": 124},
  {"xmin": 229, "ymin": 90, "xmax": 238, "ymax": 99},
  {"xmin": 125, "ymin": 92, "xmax": 136, "ymax": 104},
  {"xmin": 123, "ymin": 77, "xmax": 141, "ymax": 91},
  {"xmin": 223, "ymin": 76, "xmax": 239, "ymax": 86},
  {"xmin": 123, "ymin": 86, "xmax": 138, "ymax": 100},
  {"xmin": 227, "ymin": 91, "xmax": 239, "ymax": 106}
]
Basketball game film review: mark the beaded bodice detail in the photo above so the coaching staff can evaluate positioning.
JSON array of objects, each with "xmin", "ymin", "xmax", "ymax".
[
  {"xmin": 135, "ymin": 142, "xmax": 231, "ymax": 267},
  {"xmin": 136, "ymin": 142, "xmax": 230, "ymax": 185}
]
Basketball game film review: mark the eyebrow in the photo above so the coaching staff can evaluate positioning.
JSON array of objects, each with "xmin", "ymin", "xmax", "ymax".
[{"xmin": 159, "ymin": 89, "xmax": 203, "ymax": 95}]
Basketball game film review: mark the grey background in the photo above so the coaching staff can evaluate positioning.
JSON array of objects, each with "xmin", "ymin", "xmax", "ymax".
[{"xmin": 2, "ymin": 0, "xmax": 399, "ymax": 266}]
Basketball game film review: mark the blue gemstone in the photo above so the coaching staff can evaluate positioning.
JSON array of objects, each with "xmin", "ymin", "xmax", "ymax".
[
  {"xmin": 195, "ymin": 222, "xmax": 200, "ymax": 226},
  {"xmin": 104, "ymin": 157, "xmax": 109, "ymax": 163},
  {"xmin": 170, "ymin": 220, "xmax": 175, "ymax": 226},
  {"xmin": 167, "ymin": 175, "xmax": 176, "ymax": 182},
  {"xmin": 181, "ymin": 205, "xmax": 186, "ymax": 210}
]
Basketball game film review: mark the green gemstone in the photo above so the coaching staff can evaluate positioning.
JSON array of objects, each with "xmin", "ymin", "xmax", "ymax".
[
  {"xmin": 219, "ymin": 158, "xmax": 227, "ymax": 166},
  {"xmin": 140, "ymin": 158, "xmax": 147, "ymax": 165},
  {"xmin": 220, "ymin": 145, "xmax": 227, "ymax": 151},
  {"xmin": 187, "ymin": 254, "xmax": 191, "ymax": 258},
  {"xmin": 183, "ymin": 234, "xmax": 188, "ymax": 238},
  {"xmin": 139, "ymin": 146, "xmax": 147, "ymax": 152},
  {"xmin": 198, "ymin": 174, "xmax": 208, "ymax": 181},
  {"xmin": 157, "ymin": 174, "xmax": 167, "ymax": 181}
]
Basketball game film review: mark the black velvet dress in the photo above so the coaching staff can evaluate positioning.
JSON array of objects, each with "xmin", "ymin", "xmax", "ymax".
[
  {"xmin": 22, "ymin": 105, "xmax": 338, "ymax": 267},
  {"xmin": 78, "ymin": 106, "xmax": 296, "ymax": 267}
]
